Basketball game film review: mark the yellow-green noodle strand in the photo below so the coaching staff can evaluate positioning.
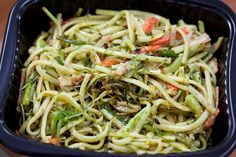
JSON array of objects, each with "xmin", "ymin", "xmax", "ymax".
[{"xmin": 19, "ymin": 8, "xmax": 221, "ymax": 154}]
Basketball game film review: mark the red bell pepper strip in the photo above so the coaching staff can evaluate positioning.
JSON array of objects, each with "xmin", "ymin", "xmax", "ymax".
[
  {"xmin": 140, "ymin": 44, "xmax": 161, "ymax": 53},
  {"xmin": 167, "ymin": 83, "xmax": 178, "ymax": 90},
  {"xmin": 150, "ymin": 35, "xmax": 171, "ymax": 46},
  {"xmin": 143, "ymin": 17, "xmax": 159, "ymax": 34},
  {"xmin": 102, "ymin": 59, "xmax": 120, "ymax": 67},
  {"xmin": 205, "ymin": 108, "xmax": 220, "ymax": 128},
  {"xmin": 176, "ymin": 27, "xmax": 190, "ymax": 39}
]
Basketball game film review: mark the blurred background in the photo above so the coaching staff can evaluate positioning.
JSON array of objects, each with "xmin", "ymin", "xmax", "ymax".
[{"xmin": 0, "ymin": 0, "xmax": 236, "ymax": 156}]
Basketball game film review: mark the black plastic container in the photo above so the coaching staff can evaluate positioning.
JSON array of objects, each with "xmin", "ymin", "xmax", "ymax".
[{"xmin": 1, "ymin": 0, "xmax": 236, "ymax": 156}]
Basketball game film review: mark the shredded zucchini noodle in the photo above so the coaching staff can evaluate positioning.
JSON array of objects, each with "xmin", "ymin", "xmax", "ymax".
[{"xmin": 18, "ymin": 7, "xmax": 223, "ymax": 154}]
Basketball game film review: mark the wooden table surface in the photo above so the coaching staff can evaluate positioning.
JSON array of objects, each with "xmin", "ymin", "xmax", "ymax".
[{"xmin": 0, "ymin": 0, "xmax": 236, "ymax": 156}]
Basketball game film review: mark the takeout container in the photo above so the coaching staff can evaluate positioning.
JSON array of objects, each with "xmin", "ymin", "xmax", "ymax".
[{"xmin": 1, "ymin": 0, "xmax": 236, "ymax": 156}]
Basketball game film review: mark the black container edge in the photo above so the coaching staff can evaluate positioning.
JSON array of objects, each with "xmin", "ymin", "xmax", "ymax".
[{"xmin": 0, "ymin": 0, "xmax": 236, "ymax": 157}]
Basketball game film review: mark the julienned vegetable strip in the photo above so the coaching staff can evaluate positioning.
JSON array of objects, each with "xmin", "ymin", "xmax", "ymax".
[
  {"xmin": 19, "ymin": 8, "xmax": 221, "ymax": 155},
  {"xmin": 154, "ymin": 110, "xmax": 209, "ymax": 132},
  {"xmin": 177, "ymin": 28, "xmax": 190, "ymax": 64}
]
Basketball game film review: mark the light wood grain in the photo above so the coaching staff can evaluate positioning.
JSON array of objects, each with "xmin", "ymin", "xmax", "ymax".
[
  {"xmin": 0, "ymin": 0, "xmax": 236, "ymax": 156},
  {"xmin": 0, "ymin": 0, "xmax": 16, "ymax": 49},
  {"xmin": 224, "ymin": 0, "xmax": 236, "ymax": 12}
]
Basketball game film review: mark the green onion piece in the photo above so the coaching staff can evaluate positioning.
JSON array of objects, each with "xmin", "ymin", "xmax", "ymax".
[
  {"xmin": 159, "ymin": 49, "xmax": 178, "ymax": 58},
  {"xmin": 22, "ymin": 81, "xmax": 36, "ymax": 106},
  {"xmin": 163, "ymin": 56, "xmax": 182, "ymax": 74},
  {"xmin": 57, "ymin": 36, "xmax": 87, "ymax": 46},
  {"xmin": 191, "ymin": 67, "xmax": 202, "ymax": 84},
  {"xmin": 75, "ymin": 8, "xmax": 83, "ymax": 17},
  {"xmin": 198, "ymin": 20, "xmax": 205, "ymax": 33},
  {"xmin": 185, "ymin": 94, "xmax": 202, "ymax": 115}
]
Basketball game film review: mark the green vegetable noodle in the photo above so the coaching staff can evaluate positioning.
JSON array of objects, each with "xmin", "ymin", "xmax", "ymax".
[
  {"xmin": 185, "ymin": 94, "xmax": 202, "ymax": 116},
  {"xmin": 22, "ymin": 81, "xmax": 36, "ymax": 106},
  {"xmin": 18, "ymin": 7, "xmax": 222, "ymax": 154}
]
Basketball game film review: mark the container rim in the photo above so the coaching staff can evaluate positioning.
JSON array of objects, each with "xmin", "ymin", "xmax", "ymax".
[{"xmin": 0, "ymin": 0, "xmax": 236, "ymax": 156}]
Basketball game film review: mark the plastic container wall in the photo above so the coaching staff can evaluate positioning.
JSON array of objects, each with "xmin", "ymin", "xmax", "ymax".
[{"xmin": 0, "ymin": 0, "xmax": 236, "ymax": 156}]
